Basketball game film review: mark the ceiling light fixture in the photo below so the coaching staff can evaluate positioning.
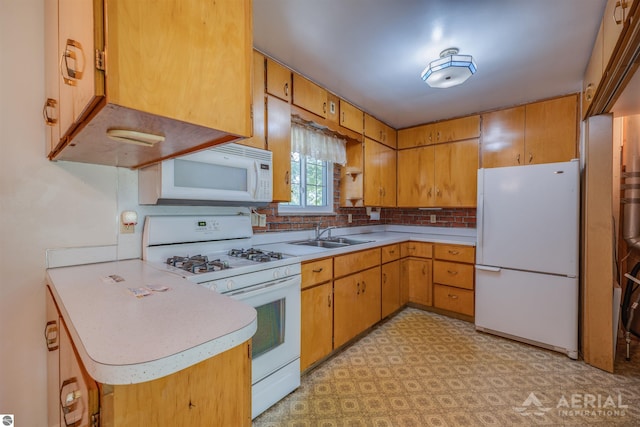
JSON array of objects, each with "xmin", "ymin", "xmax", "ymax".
[{"xmin": 421, "ymin": 47, "xmax": 477, "ymax": 89}]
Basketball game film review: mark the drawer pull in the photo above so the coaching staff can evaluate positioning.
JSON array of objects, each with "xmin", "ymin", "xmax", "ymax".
[
  {"xmin": 448, "ymin": 294, "xmax": 459, "ymax": 299},
  {"xmin": 447, "ymin": 270, "xmax": 458, "ymax": 275},
  {"xmin": 448, "ymin": 249, "xmax": 460, "ymax": 255},
  {"xmin": 312, "ymin": 267, "xmax": 324, "ymax": 273},
  {"xmin": 389, "ymin": 250, "xmax": 395, "ymax": 254},
  {"xmin": 357, "ymin": 282, "xmax": 360, "ymax": 295}
]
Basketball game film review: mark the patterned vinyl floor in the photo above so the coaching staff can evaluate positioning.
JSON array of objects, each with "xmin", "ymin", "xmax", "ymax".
[{"xmin": 253, "ymin": 308, "xmax": 640, "ymax": 427}]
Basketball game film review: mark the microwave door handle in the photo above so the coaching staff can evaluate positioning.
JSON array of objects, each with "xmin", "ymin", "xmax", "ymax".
[{"xmin": 252, "ymin": 161, "xmax": 259, "ymax": 198}]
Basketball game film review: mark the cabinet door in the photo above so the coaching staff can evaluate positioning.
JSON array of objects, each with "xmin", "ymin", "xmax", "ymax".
[
  {"xmin": 239, "ymin": 51, "xmax": 266, "ymax": 149},
  {"xmin": 333, "ymin": 273, "xmax": 361, "ymax": 348},
  {"xmin": 364, "ymin": 138, "xmax": 396, "ymax": 207},
  {"xmin": 434, "ymin": 139, "xmax": 478, "ymax": 207},
  {"xmin": 301, "ymin": 282, "xmax": 333, "ymax": 371},
  {"xmin": 340, "ymin": 99, "xmax": 364, "ymax": 133},
  {"xmin": 360, "ymin": 266, "xmax": 382, "ymax": 331},
  {"xmin": 481, "ymin": 106, "xmax": 525, "ymax": 168},
  {"xmin": 524, "ymin": 95, "xmax": 577, "ymax": 165},
  {"xmin": 45, "ymin": 287, "xmax": 60, "ymax": 427},
  {"xmin": 267, "ymin": 95, "xmax": 291, "ymax": 202},
  {"xmin": 59, "ymin": 319, "xmax": 99, "ymax": 427},
  {"xmin": 381, "ymin": 260, "xmax": 401, "ymax": 318},
  {"xmin": 58, "ymin": 0, "xmax": 103, "ymax": 137},
  {"xmin": 364, "ymin": 114, "xmax": 396, "ymax": 148},
  {"xmin": 434, "ymin": 115, "xmax": 480, "ymax": 143},
  {"xmin": 398, "ymin": 123, "xmax": 437, "ymax": 148},
  {"xmin": 292, "ymin": 73, "xmax": 327, "ymax": 118},
  {"xmin": 397, "ymin": 145, "xmax": 435, "ymax": 207},
  {"xmin": 266, "ymin": 57, "xmax": 291, "ymax": 102},
  {"xmin": 403, "ymin": 257, "xmax": 433, "ymax": 306},
  {"xmin": 583, "ymin": 22, "xmax": 604, "ymax": 118},
  {"xmin": 44, "ymin": 0, "xmax": 61, "ymax": 155}
]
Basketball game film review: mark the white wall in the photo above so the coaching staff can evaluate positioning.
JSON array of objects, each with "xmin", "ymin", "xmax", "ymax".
[{"xmin": 0, "ymin": 2, "xmax": 243, "ymax": 424}]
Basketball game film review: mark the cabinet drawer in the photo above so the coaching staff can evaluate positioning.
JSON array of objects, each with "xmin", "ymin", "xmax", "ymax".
[
  {"xmin": 433, "ymin": 260, "xmax": 474, "ymax": 289},
  {"xmin": 433, "ymin": 284, "xmax": 474, "ymax": 316},
  {"xmin": 381, "ymin": 244, "xmax": 400, "ymax": 263},
  {"xmin": 400, "ymin": 242, "xmax": 432, "ymax": 258},
  {"xmin": 334, "ymin": 248, "xmax": 380, "ymax": 278},
  {"xmin": 434, "ymin": 244, "xmax": 475, "ymax": 263},
  {"xmin": 301, "ymin": 258, "xmax": 333, "ymax": 289}
]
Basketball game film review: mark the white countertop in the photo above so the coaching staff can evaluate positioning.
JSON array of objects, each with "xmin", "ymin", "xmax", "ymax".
[
  {"xmin": 254, "ymin": 227, "xmax": 476, "ymax": 261},
  {"xmin": 46, "ymin": 259, "xmax": 257, "ymax": 385}
]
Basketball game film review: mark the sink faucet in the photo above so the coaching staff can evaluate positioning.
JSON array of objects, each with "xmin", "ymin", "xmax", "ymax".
[{"xmin": 315, "ymin": 224, "xmax": 337, "ymax": 240}]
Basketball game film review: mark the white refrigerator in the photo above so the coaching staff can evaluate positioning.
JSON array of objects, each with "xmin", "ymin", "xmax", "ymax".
[{"xmin": 475, "ymin": 160, "xmax": 579, "ymax": 359}]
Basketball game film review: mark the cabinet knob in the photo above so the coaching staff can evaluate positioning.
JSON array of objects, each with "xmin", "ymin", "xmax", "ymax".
[
  {"xmin": 42, "ymin": 98, "xmax": 58, "ymax": 126},
  {"xmin": 44, "ymin": 320, "xmax": 59, "ymax": 351},
  {"xmin": 312, "ymin": 267, "xmax": 324, "ymax": 273},
  {"xmin": 585, "ymin": 83, "xmax": 594, "ymax": 102},
  {"xmin": 284, "ymin": 82, "xmax": 289, "ymax": 97},
  {"xmin": 528, "ymin": 152, "xmax": 533, "ymax": 164},
  {"xmin": 613, "ymin": 0, "xmax": 625, "ymax": 25},
  {"xmin": 60, "ymin": 39, "xmax": 84, "ymax": 86},
  {"xmin": 448, "ymin": 249, "xmax": 460, "ymax": 255},
  {"xmin": 448, "ymin": 293, "xmax": 459, "ymax": 300},
  {"xmin": 323, "ymin": 102, "xmax": 327, "ymax": 114},
  {"xmin": 516, "ymin": 153, "xmax": 521, "ymax": 164},
  {"xmin": 285, "ymin": 170, "xmax": 290, "ymax": 185},
  {"xmin": 447, "ymin": 270, "xmax": 458, "ymax": 275},
  {"xmin": 362, "ymin": 281, "xmax": 366, "ymax": 293},
  {"xmin": 328, "ymin": 294, "xmax": 332, "ymax": 308}
]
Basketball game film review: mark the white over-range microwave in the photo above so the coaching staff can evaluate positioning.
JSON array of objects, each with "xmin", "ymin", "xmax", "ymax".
[{"xmin": 138, "ymin": 143, "xmax": 273, "ymax": 206}]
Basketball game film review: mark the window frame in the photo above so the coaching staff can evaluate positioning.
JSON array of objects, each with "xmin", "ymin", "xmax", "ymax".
[{"xmin": 278, "ymin": 153, "xmax": 335, "ymax": 215}]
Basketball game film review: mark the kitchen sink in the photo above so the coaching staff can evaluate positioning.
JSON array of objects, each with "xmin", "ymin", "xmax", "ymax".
[{"xmin": 290, "ymin": 237, "xmax": 372, "ymax": 248}]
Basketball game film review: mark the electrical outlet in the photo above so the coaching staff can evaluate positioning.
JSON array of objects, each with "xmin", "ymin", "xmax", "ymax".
[
  {"xmin": 348, "ymin": 214, "xmax": 352, "ymax": 223},
  {"xmin": 430, "ymin": 214, "xmax": 437, "ymax": 224}
]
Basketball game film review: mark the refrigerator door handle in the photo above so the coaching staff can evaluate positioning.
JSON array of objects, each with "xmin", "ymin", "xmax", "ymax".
[
  {"xmin": 475, "ymin": 265, "xmax": 502, "ymax": 272},
  {"xmin": 476, "ymin": 169, "xmax": 484, "ymax": 263}
]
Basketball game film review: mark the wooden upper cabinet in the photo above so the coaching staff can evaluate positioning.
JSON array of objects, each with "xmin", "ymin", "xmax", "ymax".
[
  {"xmin": 292, "ymin": 73, "xmax": 327, "ymax": 118},
  {"xmin": 364, "ymin": 138, "xmax": 396, "ymax": 207},
  {"xmin": 481, "ymin": 106, "xmax": 525, "ymax": 168},
  {"xmin": 364, "ymin": 114, "xmax": 396, "ymax": 148},
  {"xmin": 397, "ymin": 139, "xmax": 478, "ymax": 208},
  {"xmin": 397, "ymin": 145, "xmax": 435, "ymax": 207},
  {"xmin": 583, "ymin": 21, "xmax": 604, "ymax": 118},
  {"xmin": 267, "ymin": 95, "xmax": 291, "ymax": 202},
  {"xmin": 47, "ymin": 0, "xmax": 253, "ymax": 169},
  {"xmin": 482, "ymin": 95, "xmax": 577, "ymax": 168},
  {"xmin": 398, "ymin": 123, "xmax": 437, "ymax": 149},
  {"xmin": 524, "ymin": 95, "xmax": 577, "ymax": 165},
  {"xmin": 434, "ymin": 139, "xmax": 478, "ymax": 207},
  {"xmin": 435, "ymin": 115, "xmax": 480, "ymax": 143},
  {"xmin": 397, "ymin": 115, "xmax": 479, "ymax": 149},
  {"xmin": 238, "ymin": 51, "xmax": 266, "ymax": 150},
  {"xmin": 266, "ymin": 57, "xmax": 291, "ymax": 102},
  {"xmin": 340, "ymin": 100, "xmax": 364, "ymax": 133}
]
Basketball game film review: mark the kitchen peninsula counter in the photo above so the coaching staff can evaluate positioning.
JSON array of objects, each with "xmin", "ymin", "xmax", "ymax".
[{"xmin": 46, "ymin": 259, "xmax": 257, "ymax": 385}]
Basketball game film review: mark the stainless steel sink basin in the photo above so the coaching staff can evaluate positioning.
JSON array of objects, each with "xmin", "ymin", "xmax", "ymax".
[{"xmin": 290, "ymin": 237, "xmax": 371, "ymax": 248}]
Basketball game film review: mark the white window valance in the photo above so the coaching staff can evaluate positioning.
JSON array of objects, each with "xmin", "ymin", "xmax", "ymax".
[{"xmin": 291, "ymin": 123, "xmax": 347, "ymax": 165}]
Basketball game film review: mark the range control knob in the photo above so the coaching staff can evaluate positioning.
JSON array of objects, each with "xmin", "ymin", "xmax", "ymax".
[
  {"xmin": 209, "ymin": 282, "xmax": 218, "ymax": 292},
  {"xmin": 284, "ymin": 267, "xmax": 291, "ymax": 276},
  {"xmin": 273, "ymin": 269, "xmax": 280, "ymax": 279},
  {"xmin": 226, "ymin": 279, "xmax": 235, "ymax": 291}
]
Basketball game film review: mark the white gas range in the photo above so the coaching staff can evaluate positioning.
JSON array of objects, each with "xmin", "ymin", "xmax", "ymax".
[{"xmin": 142, "ymin": 215, "xmax": 301, "ymax": 419}]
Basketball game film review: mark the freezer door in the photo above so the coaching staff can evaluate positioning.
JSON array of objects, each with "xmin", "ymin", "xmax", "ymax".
[
  {"xmin": 475, "ymin": 266, "xmax": 578, "ymax": 358},
  {"xmin": 477, "ymin": 161, "xmax": 579, "ymax": 276}
]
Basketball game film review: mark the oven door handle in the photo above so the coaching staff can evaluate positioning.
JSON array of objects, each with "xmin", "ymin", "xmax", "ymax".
[{"xmin": 227, "ymin": 276, "xmax": 300, "ymax": 298}]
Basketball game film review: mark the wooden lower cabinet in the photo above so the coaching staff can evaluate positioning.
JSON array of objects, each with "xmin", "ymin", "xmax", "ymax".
[
  {"xmin": 101, "ymin": 341, "xmax": 251, "ymax": 427},
  {"xmin": 432, "ymin": 243, "xmax": 475, "ymax": 318},
  {"xmin": 381, "ymin": 260, "xmax": 400, "ymax": 318},
  {"xmin": 334, "ymin": 266, "xmax": 381, "ymax": 348},
  {"xmin": 402, "ymin": 257, "xmax": 433, "ymax": 306},
  {"xmin": 433, "ymin": 285, "xmax": 474, "ymax": 317},
  {"xmin": 301, "ymin": 282, "xmax": 333, "ymax": 371}
]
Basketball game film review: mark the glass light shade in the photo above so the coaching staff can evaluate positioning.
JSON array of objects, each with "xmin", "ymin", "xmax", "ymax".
[{"xmin": 421, "ymin": 54, "xmax": 477, "ymax": 88}]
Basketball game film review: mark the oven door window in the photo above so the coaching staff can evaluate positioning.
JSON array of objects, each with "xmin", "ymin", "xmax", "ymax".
[{"xmin": 252, "ymin": 298, "xmax": 285, "ymax": 358}]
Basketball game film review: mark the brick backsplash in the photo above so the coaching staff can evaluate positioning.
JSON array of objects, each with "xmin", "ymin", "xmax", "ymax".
[{"xmin": 253, "ymin": 165, "xmax": 476, "ymax": 233}]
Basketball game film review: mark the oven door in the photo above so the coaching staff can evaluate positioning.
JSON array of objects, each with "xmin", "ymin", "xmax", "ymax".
[{"xmin": 228, "ymin": 275, "xmax": 301, "ymax": 384}]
